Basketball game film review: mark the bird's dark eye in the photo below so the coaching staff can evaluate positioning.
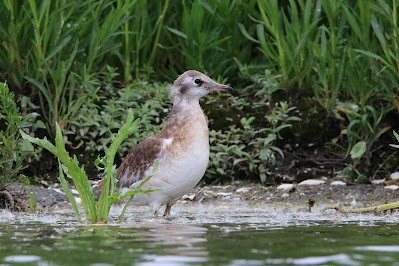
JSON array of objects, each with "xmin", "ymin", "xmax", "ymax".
[{"xmin": 194, "ymin": 78, "xmax": 202, "ymax": 85}]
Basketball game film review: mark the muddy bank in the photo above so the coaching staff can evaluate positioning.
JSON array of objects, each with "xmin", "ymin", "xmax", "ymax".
[{"xmin": 3, "ymin": 179, "xmax": 399, "ymax": 212}]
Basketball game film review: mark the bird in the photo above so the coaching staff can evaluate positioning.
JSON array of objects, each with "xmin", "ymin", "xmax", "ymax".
[{"xmin": 111, "ymin": 70, "xmax": 233, "ymax": 217}]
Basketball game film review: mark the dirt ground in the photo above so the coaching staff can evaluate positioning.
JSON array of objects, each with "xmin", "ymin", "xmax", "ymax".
[{"xmin": 3, "ymin": 178, "xmax": 399, "ymax": 212}]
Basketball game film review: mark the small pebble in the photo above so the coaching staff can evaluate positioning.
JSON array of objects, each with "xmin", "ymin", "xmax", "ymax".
[
  {"xmin": 52, "ymin": 188, "xmax": 63, "ymax": 194},
  {"xmin": 330, "ymin": 181, "xmax": 346, "ymax": 186},
  {"xmin": 391, "ymin": 172, "xmax": 399, "ymax": 180},
  {"xmin": 182, "ymin": 194, "xmax": 196, "ymax": 201},
  {"xmin": 298, "ymin": 179, "xmax": 325, "ymax": 186},
  {"xmin": 276, "ymin": 184, "xmax": 295, "ymax": 190},
  {"xmin": 372, "ymin": 179, "xmax": 385, "ymax": 185},
  {"xmin": 74, "ymin": 197, "xmax": 82, "ymax": 204},
  {"xmin": 281, "ymin": 193, "xmax": 289, "ymax": 199},
  {"xmin": 217, "ymin": 192, "xmax": 233, "ymax": 197},
  {"xmin": 236, "ymin": 187, "xmax": 250, "ymax": 193},
  {"xmin": 385, "ymin": 185, "xmax": 399, "ymax": 190},
  {"xmin": 203, "ymin": 190, "xmax": 216, "ymax": 197}
]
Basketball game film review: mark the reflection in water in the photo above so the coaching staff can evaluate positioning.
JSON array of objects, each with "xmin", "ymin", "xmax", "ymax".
[{"xmin": 124, "ymin": 224, "xmax": 209, "ymax": 265}]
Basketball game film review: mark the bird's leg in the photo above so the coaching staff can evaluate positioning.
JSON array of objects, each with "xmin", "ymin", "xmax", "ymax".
[{"xmin": 163, "ymin": 204, "xmax": 171, "ymax": 216}]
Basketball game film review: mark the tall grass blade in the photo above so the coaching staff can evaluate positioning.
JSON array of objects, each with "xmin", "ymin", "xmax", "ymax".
[
  {"xmin": 57, "ymin": 160, "xmax": 82, "ymax": 223},
  {"xmin": 97, "ymin": 109, "xmax": 140, "ymax": 223}
]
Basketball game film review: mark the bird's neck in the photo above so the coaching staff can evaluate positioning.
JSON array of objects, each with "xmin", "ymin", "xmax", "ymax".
[
  {"xmin": 169, "ymin": 97, "xmax": 203, "ymax": 125},
  {"xmin": 159, "ymin": 97, "xmax": 208, "ymax": 139},
  {"xmin": 172, "ymin": 95, "xmax": 200, "ymax": 108}
]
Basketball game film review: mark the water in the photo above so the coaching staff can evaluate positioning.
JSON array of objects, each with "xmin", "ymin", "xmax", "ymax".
[{"xmin": 1, "ymin": 202, "xmax": 399, "ymax": 265}]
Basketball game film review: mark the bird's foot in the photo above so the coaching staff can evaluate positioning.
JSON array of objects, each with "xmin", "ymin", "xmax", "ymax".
[{"xmin": 163, "ymin": 205, "xmax": 171, "ymax": 217}]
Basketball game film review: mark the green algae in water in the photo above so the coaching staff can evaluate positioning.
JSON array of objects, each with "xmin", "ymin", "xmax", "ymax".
[{"xmin": 1, "ymin": 222, "xmax": 399, "ymax": 265}]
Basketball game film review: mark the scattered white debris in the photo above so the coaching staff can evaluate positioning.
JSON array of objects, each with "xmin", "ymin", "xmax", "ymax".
[
  {"xmin": 385, "ymin": 185, "xmax": 399, "ymax": 190},
  {"xmin": 217, "ymin": 192, "xmax": 233, "ymax": 197},
  {"xmin": 182, "ymin": 194, "xmax": 196, "ymax": 201},
  {"xmin": 372, "ymin": 179, "xmax": 386, "ymax": 185},
  {"xmin": 298, "ymin": 179, "xmax": 325, "ymax": 186},
  {"xmin": 276, "ymin": 184, "xmax": 295, "ymax": 190},
  {"xmin": 281, "ymin": 193, "xmax": 289, "ymax": 199},
  {"xmin": 71, "ymin": 189, "xmax": 79, "ymax": 195},
  {"xmin": 391, "ymin": 172, "xmax": 399, "ymax": 180},
  {"xmin": 236, "ymin": 187, "xmax": 250, "ymax": 193},
  {"xmin": 330, "ymin": 181, "xmax": 346, "ymax": 186},
  {"xmin": 51, "ymin": 188, "xmax": 63, "ymax": 194},
  {"xmin": 74, "ymin": 197, "xmax": 82, "ymax": 204},
  {"xmin": 303, "ymin": 168, "xmax": 312, "ymax": 174}
]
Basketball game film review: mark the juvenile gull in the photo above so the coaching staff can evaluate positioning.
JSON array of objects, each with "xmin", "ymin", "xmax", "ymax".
[{"xmin": 110, "ymin": 70, "xmax": 233, "ymax": 217}]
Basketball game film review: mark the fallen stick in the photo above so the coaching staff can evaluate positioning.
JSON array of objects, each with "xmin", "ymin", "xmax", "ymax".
[{"xmin": 323, "ymin": 201, "xmax": 399, "ymax": 213}]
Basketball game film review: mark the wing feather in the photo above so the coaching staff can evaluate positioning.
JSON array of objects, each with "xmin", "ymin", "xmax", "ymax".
[{"xmin": 116, "ymin": 137, "xmax": 164, "ymax": 188}]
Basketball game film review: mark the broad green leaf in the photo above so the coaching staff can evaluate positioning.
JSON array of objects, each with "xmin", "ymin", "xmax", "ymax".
[
  {"xmin": 350, "ymin": 141, "xmax": 367, "ymax": 159},
  {"xmin": 19, "ymin": 130, "xmax": 57, "ymax": 155},
  {"xmin": 259, "ymin": 148, "xmax": 271, "ymax": 161},
  {"xmin": 233, "ymin": 158, "xmax": 247, "ymax": 165}
]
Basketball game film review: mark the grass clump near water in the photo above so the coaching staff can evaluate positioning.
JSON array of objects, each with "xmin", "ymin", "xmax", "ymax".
[{"xmin": 20, "ymin": 109, "xmax": 157, "ymax": 224}]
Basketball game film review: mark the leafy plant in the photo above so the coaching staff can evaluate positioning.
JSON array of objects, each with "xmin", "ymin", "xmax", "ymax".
[
  {"xmin": 21, "ymin": 109, "xmax": 157, "ymax": 224},
  {"xmin": 0, "ymin": 82, "xmax": 31, "ymax": 190},
  {"xmin": 334, "ymin": 102, "xmax": 393, "ymax": 182},
  {"xmin": 208, "ymin": 101, "xmax": 300, "ymax": 182},
  {"xmin": 334, "ymin": 102, "xmax": 392, "ymax": 161}
]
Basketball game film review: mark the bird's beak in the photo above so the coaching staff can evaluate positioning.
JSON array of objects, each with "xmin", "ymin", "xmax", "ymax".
[{"xmin": 212, "ymin": 84, "xmax": 234, "ymax": 93}]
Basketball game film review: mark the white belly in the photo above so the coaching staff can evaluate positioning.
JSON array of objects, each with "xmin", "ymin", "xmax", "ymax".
[{"xmin": 122, "ymin": 139, "xmax": 209, "ymax": 210}]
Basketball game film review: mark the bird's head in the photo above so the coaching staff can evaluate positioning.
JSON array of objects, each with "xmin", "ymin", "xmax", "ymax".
[{"xmin": 171, "ymin": 70, "xmax": 233, "ymax": 103}]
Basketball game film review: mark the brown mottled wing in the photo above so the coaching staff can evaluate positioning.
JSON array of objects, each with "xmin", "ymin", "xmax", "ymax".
[{"xmin": 116, "ymin": 137, "xmax": 164, "ymax": 188}]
